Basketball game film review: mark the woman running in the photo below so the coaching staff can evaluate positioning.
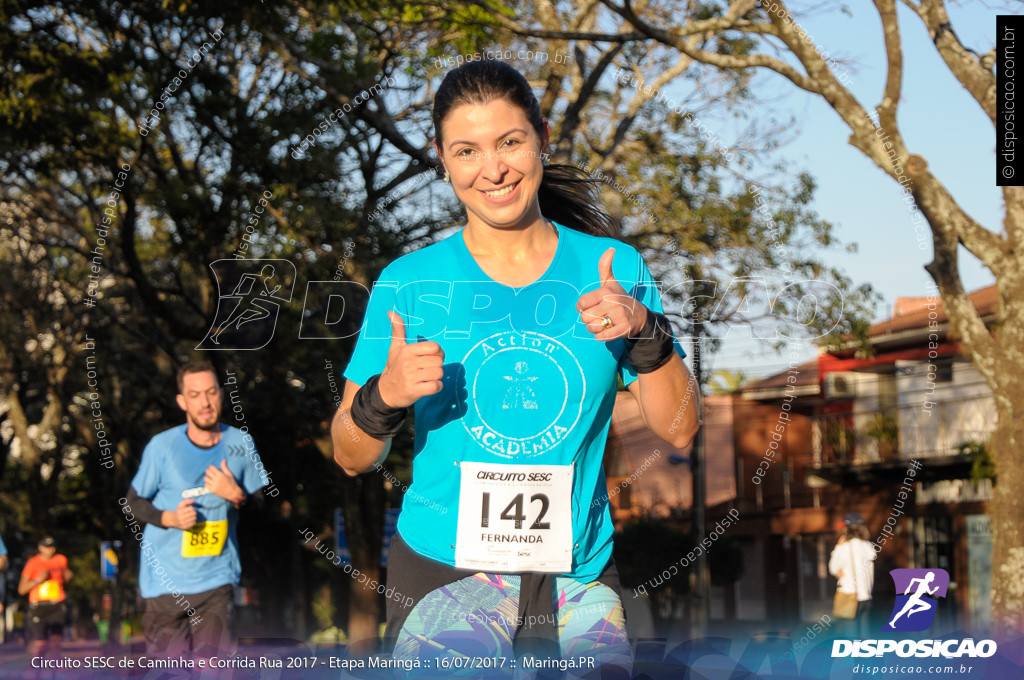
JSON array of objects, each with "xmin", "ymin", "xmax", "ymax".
[{"xmin": 332, "ymin": 59, "xmax": 699, "ymax": 676}]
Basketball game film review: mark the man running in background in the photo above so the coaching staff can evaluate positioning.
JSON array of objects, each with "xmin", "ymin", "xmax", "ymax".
[
  {"xmin": 18, "ymin": 536, "xmax": 73, "ymax": 656},
  {"xmin": 124, "ymin": 359, "xmax": 266, "ymax": 659}
]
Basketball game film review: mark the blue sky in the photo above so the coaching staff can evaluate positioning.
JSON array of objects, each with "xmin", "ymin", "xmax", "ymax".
[{"xmin": 703, "ymin": 2, "xmax": 1005, "ymax": 381}]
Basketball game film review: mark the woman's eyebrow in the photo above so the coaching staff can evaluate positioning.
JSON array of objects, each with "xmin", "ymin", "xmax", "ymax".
[{"xmin": 447, "ymin": 128, "xmax": 530, "ymax": 147}]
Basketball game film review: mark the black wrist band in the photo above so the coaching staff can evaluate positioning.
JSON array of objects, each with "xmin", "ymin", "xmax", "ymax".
[
  {"xmin": 625, "ymin": 309, "xmax": 677, "ymax": 374},
  {"xmin": 350, "ymin": 374, "xmax": 408, "ymax": 439}
]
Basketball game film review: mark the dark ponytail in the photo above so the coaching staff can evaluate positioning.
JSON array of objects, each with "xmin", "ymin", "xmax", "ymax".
[
  {"xmin": 433, "ymin": 60, "xmax": 619, "ymax": 239},
  {"xmin": 536, "ymin": 164, "xmax": 620, "ymax": 238}
]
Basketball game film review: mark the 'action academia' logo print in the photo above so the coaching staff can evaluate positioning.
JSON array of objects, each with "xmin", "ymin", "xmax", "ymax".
[
  {"xmin": 883, "ymin": 568, "xmax": 950, "ymax": 632},
  {"xmin": 462, "ymin": 331, "xmax": 585, "ymax": 458},
  {"xmin": 198, "ymin": 259, "xmax": 296, "ymax": 350}
]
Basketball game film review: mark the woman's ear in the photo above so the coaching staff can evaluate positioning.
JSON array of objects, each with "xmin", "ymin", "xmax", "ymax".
[{"xmin": 433, "ymin": 138, "xmax": 448, "ymax": 177}]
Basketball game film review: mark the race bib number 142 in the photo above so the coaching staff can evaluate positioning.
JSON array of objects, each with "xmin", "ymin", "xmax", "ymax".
[{"xmin": 455, "ymin": 462, "xmax": 573, "ymax": 573}]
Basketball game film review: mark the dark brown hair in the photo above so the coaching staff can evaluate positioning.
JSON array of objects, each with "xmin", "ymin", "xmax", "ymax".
[
  {"xmin": 176, "ymin": 359, "xmax": 217, "ymax": 394},
  {"xmin": 432, "ymin": 60, "xmax": 619, "ymax": 238}
]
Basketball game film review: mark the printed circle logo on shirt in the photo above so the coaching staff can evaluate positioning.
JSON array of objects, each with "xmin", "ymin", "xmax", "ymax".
[{"xmin": 462, "ymin": 331, "xmax": 585, "ymax": 458}]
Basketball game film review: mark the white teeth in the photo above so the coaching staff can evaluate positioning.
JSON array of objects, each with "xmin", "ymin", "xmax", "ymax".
[{"xmin": 484, "ymin": 182, "xmax": 518, "ymax": 198}]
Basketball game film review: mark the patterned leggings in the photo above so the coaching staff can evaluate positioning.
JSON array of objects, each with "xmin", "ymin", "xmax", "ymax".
[{"xmin": 393, "ymin": 572, "xmax": 632, "ymax": 679}]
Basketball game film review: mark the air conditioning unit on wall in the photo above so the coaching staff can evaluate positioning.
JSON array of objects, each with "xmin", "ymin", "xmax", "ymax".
[{"xmin": 824, "ymin": 372, "xmax": 857, "ymax": 399}]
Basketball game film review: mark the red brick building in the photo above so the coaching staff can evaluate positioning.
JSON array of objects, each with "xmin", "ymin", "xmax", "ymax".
[{"xmin": 603, "ymin": 284, "xmax": 997, "ymax": 630}]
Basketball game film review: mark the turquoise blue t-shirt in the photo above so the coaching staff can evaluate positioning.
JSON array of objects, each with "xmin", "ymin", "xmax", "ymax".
[
  {"xmin": 0, "ymin": 534, "xmax": 6, "ymax": 558},
  {"xmin": 343, "ymin": 221, "xmax": 684, "ymax": 582},
  {"xmin": 131, "ymin": 424, "xmax": 266, "ymax": 598}
]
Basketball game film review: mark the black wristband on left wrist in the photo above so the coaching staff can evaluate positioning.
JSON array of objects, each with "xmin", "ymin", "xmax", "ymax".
[
  {"xmin": 350, "ymin": 374, "xmax": 408, "ymax": 439},
  {"xmin": 625, "ymin": 309, "xmax": 677, "ymax": 374}
]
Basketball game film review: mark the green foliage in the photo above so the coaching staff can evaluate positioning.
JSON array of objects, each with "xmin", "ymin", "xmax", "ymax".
[
  {"xmin": 309, "ymin": 625, "xmax": 348, "ymax": 644},
  {"xmin": 596, "ymin": 86, "xmax": 880, "ymax": 356},
  {"xmin": 959, "ymin": 440, "xmax": 996, "ymax": 482},
  {"xmin": 1, "ymin": 0, "xmax": 879, "ymax": 638},
  {"xmin": 826, "ymin": 423, "xmax": 856, "ymax": 459},
  {"xmin": 709, "ymin": 369, "xmax": 746, "ymax": 395},
  {"xmin": 66, "ymin": 551, "xmax": 108, "ymax": 615},
  {"xmin": 865, "ymin": 413, "xmax": 899, "ymax": 445},
  {"xmin": 314, "ymin": 587, "xmax": 334, "ymax": 629}
]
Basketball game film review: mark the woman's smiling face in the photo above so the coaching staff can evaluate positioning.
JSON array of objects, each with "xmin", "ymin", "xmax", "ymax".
[{"xmin": 436, "ymin": 97, "xmax": 549, "ymax": 232}]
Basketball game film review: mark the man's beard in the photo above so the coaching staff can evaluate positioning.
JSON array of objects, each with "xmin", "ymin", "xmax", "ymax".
[{"xmin": 190, "ymin": 411, "xmax": 221, "ymax": 431}]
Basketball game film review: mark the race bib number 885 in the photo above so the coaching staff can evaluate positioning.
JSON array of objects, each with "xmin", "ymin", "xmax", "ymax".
[
  {"xmin": 455, "ymin": 462, "xmax": 572, "ymax": 572},
  {"xmin": 181, "ymin": 520, "xmax": 228, "ymax": 558}
]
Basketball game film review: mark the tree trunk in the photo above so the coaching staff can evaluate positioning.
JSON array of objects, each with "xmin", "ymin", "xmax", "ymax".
[
  {"xmin": 340, "ymin": 471, "xmax": 385, "ymax": 653},
  {"xmin": 28, "ymin": 461, "xmax": 49, "ymax": 535},
  {"xmin": 989, "ymin": 390, "xmax": 1024, "ymax": 633}
]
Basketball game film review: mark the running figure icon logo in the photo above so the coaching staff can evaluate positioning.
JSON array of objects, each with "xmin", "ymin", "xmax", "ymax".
[
  {"xmin": 882, "ymin": 568, "xmax": 950, "ymax": 632},
  {"xmin": 197, "ymin": 259, "xmax": 296, "ymax": 350}
]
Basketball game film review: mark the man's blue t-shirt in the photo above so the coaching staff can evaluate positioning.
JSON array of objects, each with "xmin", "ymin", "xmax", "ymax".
[
  {"xmin": 131, "ymin": 424, "xmax": 266, "ymax": 598},
  {"xmin": 343, "ymin": 221, "xmax": 685, "ymax": 582},
  {"xmin": 0, "ymin": 535, "xmax": 6, "ymax": 558}
]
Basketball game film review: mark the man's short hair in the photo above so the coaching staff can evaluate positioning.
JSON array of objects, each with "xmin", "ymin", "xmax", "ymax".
[{"xmin": 176, "ymin": 360, "xmax": 218, "ymax": 394}]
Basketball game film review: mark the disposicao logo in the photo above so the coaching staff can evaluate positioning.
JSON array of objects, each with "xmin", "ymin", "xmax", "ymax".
[
  {"xmin": 884, "ymin": 568, "xmax": 949, "ymax": 632},
  {"xmin": 197, "ymin": 260, "xmax": 296, "ymax": 350},
  {"xmin": 832, "ymin": 568, "xmax": 997, "ymax": 659}
]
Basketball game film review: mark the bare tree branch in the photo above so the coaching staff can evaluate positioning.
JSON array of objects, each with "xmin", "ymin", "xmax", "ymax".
[
  {"xmin": 873, "ymin": 0, "xmax": 902, "ymax": 133},
  {"xmin": 917, "ymin": 0, "xmax": 997, "ymax": 124}
]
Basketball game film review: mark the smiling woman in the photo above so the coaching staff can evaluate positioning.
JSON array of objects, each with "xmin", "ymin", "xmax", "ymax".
[
  {"xmin": 432, "ymin": 62, "xmax": 616, "ymax": 248},
  {"xmin": 331, "ymin": 59, "xmax": 700, "ymax": 675}
]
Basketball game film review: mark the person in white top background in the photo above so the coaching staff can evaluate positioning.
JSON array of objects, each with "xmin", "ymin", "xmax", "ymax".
[{"xmin": 829, "ymin": 512, "xmax": 876, "ymax": 637}]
